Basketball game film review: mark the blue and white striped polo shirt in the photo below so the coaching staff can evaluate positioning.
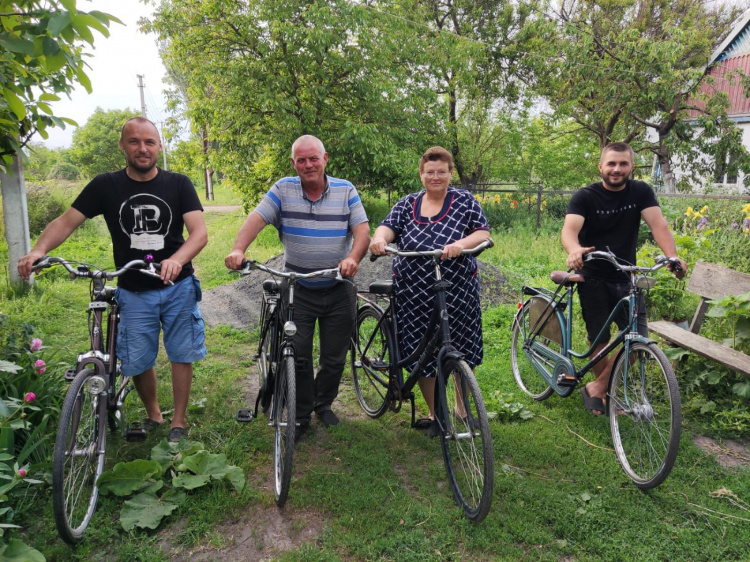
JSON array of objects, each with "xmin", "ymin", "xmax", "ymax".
[{"xmin": 254, "ymin": 175, "xmax": 368, "ymax": 287}]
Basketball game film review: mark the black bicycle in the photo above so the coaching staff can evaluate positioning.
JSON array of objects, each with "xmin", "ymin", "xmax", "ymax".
[
  {"xmin": 351, "ymin": 239, "xmax": 495, "ymax": 522},
  {"xmin": 232, "ymin": 260, "xmax": 343, "ymax": 506},
  {"xmin": 32, "ymin": 256, "xmax": 166, "ymax": 544}
]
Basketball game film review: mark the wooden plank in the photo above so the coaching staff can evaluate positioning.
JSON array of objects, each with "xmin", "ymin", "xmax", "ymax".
[
  {"xmin": 649, "ymin": 320, "xmax": 750, "ymax": 377},
  {"xmin": 688, "ymin": 262, "xmax": 750, "ymax": 300}
]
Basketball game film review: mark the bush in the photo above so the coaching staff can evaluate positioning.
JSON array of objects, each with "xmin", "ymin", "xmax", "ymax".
[{"xmin": 24, "ymin": 186, "xmax": 68, "ymax": 237}]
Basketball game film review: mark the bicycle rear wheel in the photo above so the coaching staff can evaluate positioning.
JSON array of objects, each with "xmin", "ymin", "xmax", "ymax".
[
  {"xmin": 351, "ymin": 305, "xmax": 390, "ymax": 418},
  {"xmin": 511, "ymin": 297, "xmax": 558, "ymax": 400},
  {"xmin": 274, "ymin": 355, "xmax": 296, "ymax": 506},
  {"xmin": 608, "ymin": 342, "xmax": 681, "ymax": 489},
  {"xmin": 435, "ymin": 358, "xmax": 494, "ymax": 522},
  {"xmin": 52, "ymin": 369, "xmax": 106, "ymax": 544},
  {"xmin": 257, "ymin": 318, "xmax": 273, "ymax": 414}
]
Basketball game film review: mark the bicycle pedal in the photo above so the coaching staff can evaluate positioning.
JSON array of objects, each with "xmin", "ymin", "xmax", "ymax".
[
  {"xmin": 236, "ymin": 408, "xmax": 254, "ymax": 423},
  {"xmin": 556, "ymin": 374, "xmax": 578, "ymax": 387},
  {"xmin": 64, "ymin": 369, "xmax": 77, "ymax": 382},
  {"xmin": 125, "ymin": 427, "xmax": 148, "ymax": 442},
  {"xmin": 372, "ymin": 361, "xmax": 389, "ymax": 371}
]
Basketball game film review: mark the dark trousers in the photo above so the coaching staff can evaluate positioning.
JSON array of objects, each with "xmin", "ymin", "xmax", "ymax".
[{"xmin": 291, "ymin": 281, "xmax": 356, "ymax": 424}]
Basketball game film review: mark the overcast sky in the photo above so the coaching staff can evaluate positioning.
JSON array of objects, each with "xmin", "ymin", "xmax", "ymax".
[{"xmin": 42, "ymin": 0, "xmax": 169, "ymax": 148}]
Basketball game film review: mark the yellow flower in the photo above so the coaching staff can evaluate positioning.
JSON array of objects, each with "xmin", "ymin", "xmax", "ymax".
[
  {"xmin": 685, "ymin": 207, "xmax": 694, "ymax": 216},
  {"xmin": 745, "ymin": 228, "xmax": 750, "ymax": 234},
  {"xmin": 700, "ymin": 205, "xmax": 708, "ymax": 214},
  {"xmin": 475, "ymin": 195, "xmax": 481, "ymax": 201},
  {"xmin": 742, "ymin": 203, "xmax": 750, "ymax": 213},
  {"xmin": 693, "ymin": 212, "xmax": 702, "ymax": 219},
  {"xmin": 493, "ymin": 195, "xmax": 501, "ymax": 204}
]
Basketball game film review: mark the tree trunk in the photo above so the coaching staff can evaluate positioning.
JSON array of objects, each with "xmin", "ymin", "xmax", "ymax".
[
  {"xmin": 1, "ymin": 155, "xmax": 31, "ymax": 286},
  {"xmin": 202, "ymin": 126, "xmax": 214, "ymax": 201}
]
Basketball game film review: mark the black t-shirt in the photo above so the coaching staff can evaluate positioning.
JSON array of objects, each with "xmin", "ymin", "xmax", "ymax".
[
  {"xmin": 566, "ymin": 180, "xmax": 658, "ymax": 281},
  {"xmin": 72, "ymin": 168, "xmax": 203, "ymax": 291}
]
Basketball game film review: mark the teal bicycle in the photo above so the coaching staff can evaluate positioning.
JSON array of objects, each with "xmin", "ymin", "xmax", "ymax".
[{"xmin": 511, "ymin": 250, "xmax": 682, "ymax": 489}]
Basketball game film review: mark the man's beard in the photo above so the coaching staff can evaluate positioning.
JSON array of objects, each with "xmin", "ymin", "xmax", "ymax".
[{"xmin": 601, "ymin": 173, "xmax": 627, "ymax": 188}]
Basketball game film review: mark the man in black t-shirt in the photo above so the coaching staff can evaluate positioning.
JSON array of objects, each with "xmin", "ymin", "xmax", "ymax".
[
  {"xmin": 561, "ymin": 142, "xmax": 687, "ymax": 416},
  {"xmin": 18, "ymin": 118, "xmax": 208, "ymax": 442}
]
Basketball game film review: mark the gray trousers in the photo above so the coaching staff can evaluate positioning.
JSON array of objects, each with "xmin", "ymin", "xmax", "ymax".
[{"xmin": 290, "ymin": 281, "xmax": 356, "ymax": 424}]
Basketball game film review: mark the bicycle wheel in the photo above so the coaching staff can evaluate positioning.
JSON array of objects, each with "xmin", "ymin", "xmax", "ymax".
[
  {"xmin": 435, "ymin": 358, "xmax": 494, "ymax": 522},
  {"xmin": 52, "ymin": 369, "xmax": 106, "ymax": 544},
  {"xmin": 511, "ymin": 297, "xmax": 559, "ymax": 400},
  {"xmin": 608, "ymin": 342, "xmax": 681, "ymax": 489},
  {"xmin": 274, "ymin": 355, "xmax": 296, "ymax": 506},
  {"xmin": 257, "ymin": 317, "xmax": 273, "ymax": 414},
  {"xmin": 351, "ymin": 305, "xmax": 390, "ymax": 418}
]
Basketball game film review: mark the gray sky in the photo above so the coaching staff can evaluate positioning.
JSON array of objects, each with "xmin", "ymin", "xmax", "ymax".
[{"xmin": 42, "ymin": 0, "xmax": 169, "ymax": 148}]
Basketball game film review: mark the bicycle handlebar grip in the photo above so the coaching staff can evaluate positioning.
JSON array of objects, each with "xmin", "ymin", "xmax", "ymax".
[{"xmin": 369, "ymin": 253, "xmax": 381, "ymax": 262}]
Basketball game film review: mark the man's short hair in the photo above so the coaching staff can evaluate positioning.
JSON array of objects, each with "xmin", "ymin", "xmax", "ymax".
[
  {"xmin": 120, "ymin": 117, "xmax": 159, "ymax": 141},
  {"xmin": 291, "ymin": 135, "xmax": 326, "ymax": 158},
  {"xmin": 601, "ymin": 142, "xmax": 634, "ymax": 162},
  {"xmin": 419, "ymin": 146, "xmax": 454, "ymax": 172}
]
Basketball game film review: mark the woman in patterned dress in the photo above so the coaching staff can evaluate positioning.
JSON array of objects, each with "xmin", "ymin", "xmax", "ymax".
[{"xmin": 369, "ymin": 146, "xmax": 490, "ymax": 429}]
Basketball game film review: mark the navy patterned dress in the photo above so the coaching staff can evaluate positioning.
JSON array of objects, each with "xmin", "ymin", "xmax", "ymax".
[{"xmin": 380, "ymin": 187, "xmax": 490, "ymax": 376}]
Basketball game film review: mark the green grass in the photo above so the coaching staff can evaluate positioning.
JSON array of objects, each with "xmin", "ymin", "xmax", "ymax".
[{"xmin": 1, "ymin": 202, "xmax": 749, "ymax": 560}]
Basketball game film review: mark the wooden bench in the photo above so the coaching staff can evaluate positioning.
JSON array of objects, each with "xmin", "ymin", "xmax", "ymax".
[{"xmin": 649, "ymin": 261, "xmax": 750, "ymax": 378}]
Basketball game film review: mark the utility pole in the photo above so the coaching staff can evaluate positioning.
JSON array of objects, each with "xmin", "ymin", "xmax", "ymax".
[
  {"xmin": 137, "ymin": 74, "xmax": 147, "ymax": 118},
  {"xmin": 1, "ymin": 154, "xmax": 32, "ymax": 287}
]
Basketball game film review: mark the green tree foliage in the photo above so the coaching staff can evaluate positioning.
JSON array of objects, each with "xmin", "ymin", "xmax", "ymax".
[
  {"xmin": 0, "ymin": 1, "xmax": 120, "ymax": 171},
  {"xmin": 145, "ymin": 0, "xmax": 440, "ymax": 203},
  {"xmin": 24, "ymin": 142, "xmax": 59, "ymax": 181},
  {"xmin": 69, "ymin": 107, "xmax": 139, "ymax": 179},
  {"xmin": 528, "ymin": 0, "xmax": 746, "ymax": 190}
]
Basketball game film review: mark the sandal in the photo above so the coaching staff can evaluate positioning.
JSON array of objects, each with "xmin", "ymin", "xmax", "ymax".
[
  {"xmin": 581, "ymin": 386, "xmax": 606, "ymax": 417},
  {"xmin": 168, "ymin": 427, "xmax": 188, "ymax": 443},
  {"xmin": 142, "ymin": 418, "xmax": 164, "ymax": 433}
]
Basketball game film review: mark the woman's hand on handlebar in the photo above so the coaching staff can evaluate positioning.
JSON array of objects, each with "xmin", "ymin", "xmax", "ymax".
[
  {"xmin": 369, "ymin": 237, "xmax": 389, "ymax": 257},
  {"xmin": 441, "ymin": 241, "xmax": 465, "ymax": 260}
]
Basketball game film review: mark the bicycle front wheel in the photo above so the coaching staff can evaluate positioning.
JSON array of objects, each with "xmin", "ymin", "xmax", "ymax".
[
  {"xmin": 52, "ymin": 369, "xmax": 106, "ymax": 544},
  {"xmin": 608, "ymin": 342, "xmax": 681, "ymax": 489},
  {"xmin": 274, "ymin": 355, "xmax": 296, "ymax": 506},
  {"xmin": 511, "ymin": 297, "xmax": 558, "ymax": 401},
  {"xmin": 435, "ymin": 358, "xmax": 494, "ymax": 522},
  {"xmin": 351, "ymin": 305, "xmax": 390, "ymax": 418}
]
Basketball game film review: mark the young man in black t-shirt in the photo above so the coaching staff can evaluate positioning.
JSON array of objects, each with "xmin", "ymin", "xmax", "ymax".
[
  {"xmin": 561, "ymin": 142, "xmax": 687, "ymax": 416},
  {"xmin": 18, "ymin": 118, "xmax": 208, "ymax": 442}
]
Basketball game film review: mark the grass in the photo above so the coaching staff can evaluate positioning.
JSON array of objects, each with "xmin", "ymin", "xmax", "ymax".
[{"xmin": 1, "ymin": 192, "xmax": 749, "ymax": 560}]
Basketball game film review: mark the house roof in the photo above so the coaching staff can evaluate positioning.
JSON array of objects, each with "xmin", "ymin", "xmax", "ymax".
[{"xmin": 710, "ymin": 11, "xmax": 750, "ymax": 65}]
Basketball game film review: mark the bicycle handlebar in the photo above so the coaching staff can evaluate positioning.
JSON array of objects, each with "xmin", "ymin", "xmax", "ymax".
[
  {"xmin": 230, "ymin": 260, "xmax": 343, "ymax": 282},
  {"xmin": 32, "ymin": 256, "xmax": 169, "ymax": 283},
  {"xmin": 370, "ymin": 237, "xmax": 494, "ymax": 261},
  {"xmin": 583, "ymin": 250, "xmax": 683, "ymax": 274}
]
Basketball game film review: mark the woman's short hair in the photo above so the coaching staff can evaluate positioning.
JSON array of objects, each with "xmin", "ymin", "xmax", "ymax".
[{"xmin": 420, "ymin": 146, "xmax": 454, "ymax": 172}]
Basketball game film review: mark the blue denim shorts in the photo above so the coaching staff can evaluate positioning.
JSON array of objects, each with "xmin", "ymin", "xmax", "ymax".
[{"xmin": 115, "ymin": 275, "xmax": 207, "ymax": 376}]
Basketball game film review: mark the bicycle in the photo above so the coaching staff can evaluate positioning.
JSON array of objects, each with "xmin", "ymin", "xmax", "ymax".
[
  {"xmin": 31, "ymin": 256, "xmax": 167, "ymax": 544},
  {"xmin": 351, "ymin": 239, "xmax": 495, "ymax": 522},
  {"xmin": 511, "ymin": 250, "xmax": 683, "ymax": 489},
  {"xmin": 232, "ymin": 260, "xmax": 343, "ymax": 507}
]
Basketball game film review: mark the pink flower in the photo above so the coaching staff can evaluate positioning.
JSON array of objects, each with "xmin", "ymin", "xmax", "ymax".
[
  {"xmin": 34, "ymin": 360, "xmax": 45, "ymax": 374},
  {"xmin": 24, "ymin": 392, "xmax": 36, "ymax": 403},
  {"xmin": 17, "ymin": 469, "xmax": 26, "ymax": 478},
  {"xmin": 30, "ymin": 338, "xmax": 42, "ymax": 352}
]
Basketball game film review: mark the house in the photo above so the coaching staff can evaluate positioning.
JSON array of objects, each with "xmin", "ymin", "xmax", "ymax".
[{"xmin": 665, "ymin": 11, "xmax": 750, "ymax": 194}]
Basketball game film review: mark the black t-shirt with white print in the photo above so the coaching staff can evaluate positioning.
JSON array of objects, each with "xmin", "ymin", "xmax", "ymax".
[
  {"xmin": 566, "ymin": 180, "xmax": 658, "ymax": 281},
  {"xmin": 72, "ymin": 168, "xmax": 203, "ymax": 292}
]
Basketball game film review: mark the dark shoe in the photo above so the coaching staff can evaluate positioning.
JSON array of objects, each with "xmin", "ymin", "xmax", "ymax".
[
  {"xmin": 413, "ymin": 417, "xmax": 433, "ymax": 430},
  {"xmin": 142, "ymin": 418, "xmax": 164, "ymax": 433},
  {"xmin": 294, "ymin": 423, "xmax": 310, "ymax": 444},
  {"xmin": 428, "ymin": 419, "xmax": 441, "ymax": 438},
  {"xmin": 316, "ymin": 410, "xmax": 340, "ymax": 428},
  {"xmin": 581, "ymin": 385, "xmax": 606, "ymax": 416},
  {"xmin": 168, "ymin": 427, "xmax": 188, "ymax": 443}
]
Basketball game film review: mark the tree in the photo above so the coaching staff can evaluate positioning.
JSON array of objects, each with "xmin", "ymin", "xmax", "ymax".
[
  {"xmin": 0, "ymin": 0, "xmax": 120, "ymax": 170},
  {"xmin": 529, "ymin": 0, "xmax": 745, "ymax": 191},
  {"xmin": 69, "ymin": 107, "xmax": 139, "ymax": 179}
]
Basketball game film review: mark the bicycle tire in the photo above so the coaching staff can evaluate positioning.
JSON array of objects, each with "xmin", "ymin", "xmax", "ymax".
[
  {"xmin": 257, "ymin": 316, "xmax": 273, "ymax": 414},
  {"xmin": 608, "ymin": 341, "xmax": 681, "ymax": 489},
  {"xmin": 274, "ymin": 355, "xmax": 296, "ymax": 506},
  {"xmin": 52, "ymin": 369, "xmax": 106, "ymax": 544},
  {"xmin": 435, "ymin": 358, "xmax": 494, "ymax": 522},
  {"xmin": 511, "ymin": 297, "xmax": 558, "ymax": 401},
  {"xmin": 351, "ymin": 305, "xmax": 391, "ymax": 418}
]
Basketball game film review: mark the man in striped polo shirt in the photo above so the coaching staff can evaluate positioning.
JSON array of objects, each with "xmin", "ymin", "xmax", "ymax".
[{"xmin": 225, "ymin": 135, "xmax": 370, "ymax": 442}]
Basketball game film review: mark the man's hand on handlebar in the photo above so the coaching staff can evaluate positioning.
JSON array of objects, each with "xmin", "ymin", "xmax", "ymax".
[
  {"xmin": 17, "ymin": 250, "xmax": 46, "ymax": 280},
  {"xmin": 667, "ymin": 257, "xmax": 688, "ymax": 280},
  {"xmin": 566, "ymin": 246, "xmax": 596, "ymax": 271},
  {"xmin": 224, "ymin": 250, "xmax": 247, "ymax": 271}
]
